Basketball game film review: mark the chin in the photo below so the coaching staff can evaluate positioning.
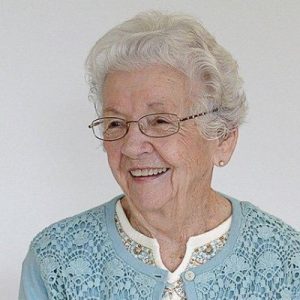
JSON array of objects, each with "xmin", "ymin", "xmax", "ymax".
[{"xmin": 126, "ymin": 191, "xmax": 170, "ymax": 212}]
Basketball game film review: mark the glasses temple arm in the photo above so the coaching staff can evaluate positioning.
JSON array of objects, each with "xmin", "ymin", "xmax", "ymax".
[{"xmin": 180, "ymin": 108, "xmax": 218, "ymax": 122}]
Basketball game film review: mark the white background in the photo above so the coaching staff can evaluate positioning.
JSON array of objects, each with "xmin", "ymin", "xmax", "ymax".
[{"xmin": 1, "ymin": 1, "xmax": 300, "ymax": 299}]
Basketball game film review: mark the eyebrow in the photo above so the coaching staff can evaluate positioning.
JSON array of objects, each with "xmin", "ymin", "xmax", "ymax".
[
  {"xmin": 148, "ymin": 102, "xmax": 165, "ymax": 108},
  {"xmin": 102, "ymin": 107, "xmax": 121, "ymax": 115},
  {"xmin": 103, "ymin": 102, "xmax": 165, "ymax": 115}
]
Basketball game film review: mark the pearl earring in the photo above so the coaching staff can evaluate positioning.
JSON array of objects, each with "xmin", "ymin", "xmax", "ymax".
[{"xmin": 219, "ymin": 160, "xmax": 225, "ymax": 167}]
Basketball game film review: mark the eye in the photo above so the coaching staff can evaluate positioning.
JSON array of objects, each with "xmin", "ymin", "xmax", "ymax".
[
  {"xmin": 151, "ymin": 116, "xmax": 172, "ymax": 125},
  {"xmin": 104, "ymin": 119, "xmax": 126, "ymax": 130},
  {"xmin": 156, "ymin": 118, "xmax": 170, "ymax": 124},
  {"xmin": 108, "ymin": 120, "xmax": 123, "ymax": 128}
]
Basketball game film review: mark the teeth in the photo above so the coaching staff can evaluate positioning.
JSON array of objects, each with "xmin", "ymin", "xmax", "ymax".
[
  {"xmin": 141, "ymin": 169, "xmax": 148, "ymax": 176},
  {"xmin": 130, "ymin": 168, "xmax": 168, "ymax": 177}
]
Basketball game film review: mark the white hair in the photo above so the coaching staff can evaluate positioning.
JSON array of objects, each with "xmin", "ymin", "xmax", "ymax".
[{"xmin": 85, "ymin": 11, "xmax": 247, "ymax": 139}]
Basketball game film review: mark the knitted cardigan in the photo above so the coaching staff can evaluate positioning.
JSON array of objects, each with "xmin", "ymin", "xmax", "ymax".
[{"xmin": 19, "ymin": 195, "xmax": 300, "ymax": 299}]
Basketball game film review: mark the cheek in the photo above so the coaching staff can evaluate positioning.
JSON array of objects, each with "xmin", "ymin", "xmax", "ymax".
[
  {"xmin": 171, "ymin": 137, "xmax": 214, "ymax": 173},
  {"xmin": 105, "ymin": 146, "xmax": 121, "ymax": 174},
  {"xmin": 164, "ymin": 137, "xmax": 200, "ymax": 165}
]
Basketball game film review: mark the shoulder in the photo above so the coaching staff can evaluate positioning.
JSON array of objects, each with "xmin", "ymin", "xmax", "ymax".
[
  {"xmin": 30, "ymin": 196, "xmax": 120, "ymax": 256},
  {"xmin": 227, "ymin": 199, "xmax": 300, "ymax": 293},
  {"xmin": 240, "ymin": 200, "xmax": 300, "ymax": 242},
  {"xmin": 21, "ymin": 195, "xmax": 126, "ymax": 298},
  {"xmin": 236, "ymin": 200, "xmax": 300, "ymax": 275}
]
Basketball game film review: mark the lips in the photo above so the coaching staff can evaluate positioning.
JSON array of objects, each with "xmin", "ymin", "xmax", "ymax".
[{"xmin": 129, "ymin": 167, "xmax": 168, "ymax": 177}]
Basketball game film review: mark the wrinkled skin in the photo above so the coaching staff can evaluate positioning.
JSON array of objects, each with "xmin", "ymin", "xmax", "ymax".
[{"xmin": 102, "ymin": 65, "xmax": 237, "ymax": 271}]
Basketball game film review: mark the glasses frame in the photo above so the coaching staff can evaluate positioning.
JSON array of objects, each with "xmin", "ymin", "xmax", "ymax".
[{"xmin": 88, "ymin": 108, "xmax": 218, "ymax": 141}]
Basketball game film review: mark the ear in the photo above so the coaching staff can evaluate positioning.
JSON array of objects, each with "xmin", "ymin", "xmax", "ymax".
[{"xmin": 213, "ymin": 128, "xmax": 238, "ymax": 167}]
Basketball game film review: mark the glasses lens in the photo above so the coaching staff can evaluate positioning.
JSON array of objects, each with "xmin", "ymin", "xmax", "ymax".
[
  {"xmin": 92, "ymin": 118, "xmax": 127, "ymax": 141},
  {"xmin": 140, "ymin": 113, "xmax": 179, "ymax": 137}
]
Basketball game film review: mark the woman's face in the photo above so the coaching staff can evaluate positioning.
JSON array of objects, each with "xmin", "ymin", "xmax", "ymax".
[{"xmin": 102, "ymin": 65, "xmax": 219, "ymax": 212}]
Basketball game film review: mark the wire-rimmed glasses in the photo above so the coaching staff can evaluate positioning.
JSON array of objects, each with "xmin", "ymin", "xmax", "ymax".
[{"xmin": 88, "ymin": 108, "xmax": 218, "ymax": 141}]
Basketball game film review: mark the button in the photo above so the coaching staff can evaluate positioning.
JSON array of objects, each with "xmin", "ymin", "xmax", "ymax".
[{"xmin": 184, "ymin": 270, "xmax": 195, "ymax": 281}]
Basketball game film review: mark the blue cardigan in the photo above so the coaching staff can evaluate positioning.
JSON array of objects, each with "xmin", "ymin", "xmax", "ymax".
[{"xmin": 19, "ymin": 195, "xmax": 300, "ymax": 299}]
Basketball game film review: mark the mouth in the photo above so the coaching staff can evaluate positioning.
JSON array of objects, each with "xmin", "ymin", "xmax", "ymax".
[{"xmin": 129, "ymin": 167, "xmax": 169, "ymax": 178}]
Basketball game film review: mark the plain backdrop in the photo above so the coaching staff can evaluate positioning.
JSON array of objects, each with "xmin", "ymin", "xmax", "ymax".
[{"xmin": 1, "ymin": 1, "xmax": 300, "ymax": 299}]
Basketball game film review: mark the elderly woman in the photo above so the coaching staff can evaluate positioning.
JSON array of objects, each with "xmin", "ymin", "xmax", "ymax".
[{"xmin": 20, "ymin": 11, "xmax": 300, "ymax": 300}]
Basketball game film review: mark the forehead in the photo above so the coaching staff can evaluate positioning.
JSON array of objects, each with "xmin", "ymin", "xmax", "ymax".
[{"xmin": 102, "ymin": 65, "xmax": 192, "ymax": 115}]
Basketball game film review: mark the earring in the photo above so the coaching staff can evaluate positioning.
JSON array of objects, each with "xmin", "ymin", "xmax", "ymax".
[{"xmin": 219, "ymin": 160, "xmax": 225, "ymax": 167}]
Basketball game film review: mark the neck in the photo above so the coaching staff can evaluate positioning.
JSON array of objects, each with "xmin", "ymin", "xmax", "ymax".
[{"xmin": 121, "ymin": 189, "xmax": 232, "ymax": 245}]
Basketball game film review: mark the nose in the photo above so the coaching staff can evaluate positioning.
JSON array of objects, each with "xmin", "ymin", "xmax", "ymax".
[{"xmin": 120, "ymin": 122, "xmax": 153, "ymax": 159}]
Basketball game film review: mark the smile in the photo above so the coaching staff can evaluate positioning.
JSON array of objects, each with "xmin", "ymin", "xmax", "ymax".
[{"xmin": 130, "ymin": 167, "xmax": 169, "ymax": 177}]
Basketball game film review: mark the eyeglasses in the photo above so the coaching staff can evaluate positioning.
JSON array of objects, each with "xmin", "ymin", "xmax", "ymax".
[{"xmin": 88, "ymin": 108, "xmax": 218, "ymax": 141}]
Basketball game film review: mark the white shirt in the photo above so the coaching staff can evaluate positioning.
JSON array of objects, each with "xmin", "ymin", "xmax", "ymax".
[{"xmin": 116, "ymin": 200, "xmax": 232, "ymax": 299}]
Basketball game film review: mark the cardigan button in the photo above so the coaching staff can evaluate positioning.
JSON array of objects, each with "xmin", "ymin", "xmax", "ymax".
[{"xmin": 184, "ymin": 270, "xmax": 195, "ymax": 281}]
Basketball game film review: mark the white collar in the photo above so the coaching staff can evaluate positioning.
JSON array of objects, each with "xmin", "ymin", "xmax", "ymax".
[{"xmin": 116, "ymin": 200, "xmax": 232, "ymax": 282}]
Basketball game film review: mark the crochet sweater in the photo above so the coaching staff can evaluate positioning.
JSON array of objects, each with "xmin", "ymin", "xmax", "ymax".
[{"xmin": 19, "ymin": 195, "xmax": 300, "ymax": 299}]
